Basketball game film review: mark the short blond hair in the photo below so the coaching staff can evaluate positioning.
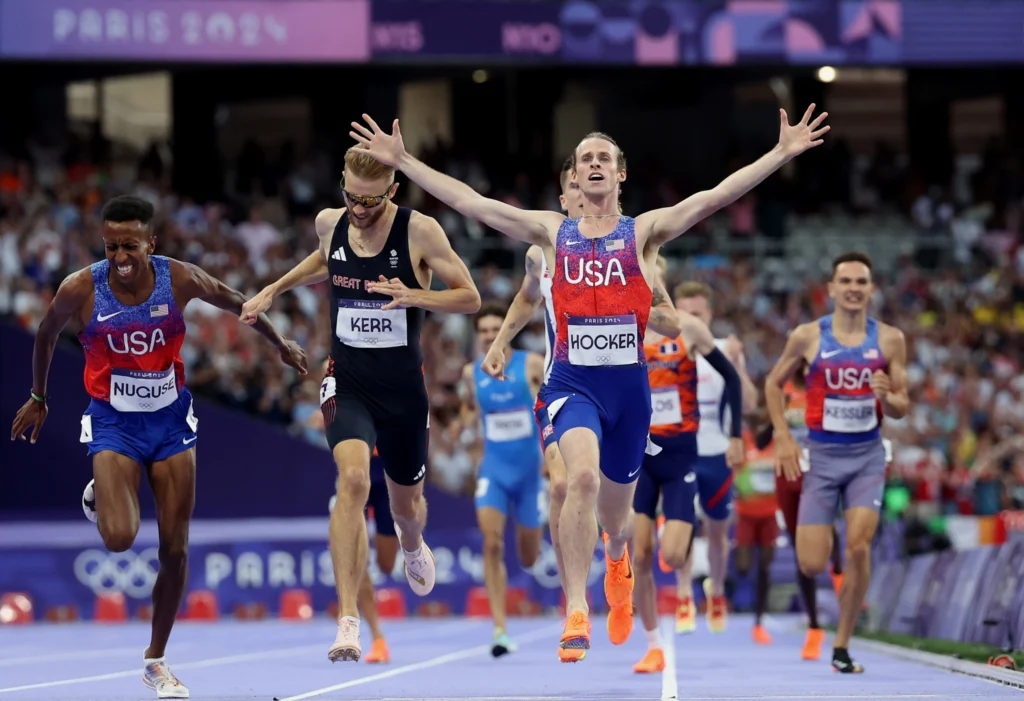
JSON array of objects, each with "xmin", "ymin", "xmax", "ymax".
[
  {"xmin": 344, "ymin": 147, "xmax": 395, "ymax": 183},
  {"xmin": 674, "ymin": 281, "xmax": 712, "ymax": 303}
]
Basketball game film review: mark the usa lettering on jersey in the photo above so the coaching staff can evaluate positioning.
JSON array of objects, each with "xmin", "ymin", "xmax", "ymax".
[
  {"xmin": 563, "ymin": 257, "xmax": 627, "ymax": 287},
  {"xmin": 107, "ymin": 328, "xmax": 167, "ymax": 356},
  {"xmin": 109, "ymin": 367, "xmax": 179, "ymax": 413},
  {"xmin": 825, "ymin": 367, "xmax": 873, "ymax": 391},
  {"xmin": 567, "ymin": 314, "xmax": 638, "ymax": 366}
]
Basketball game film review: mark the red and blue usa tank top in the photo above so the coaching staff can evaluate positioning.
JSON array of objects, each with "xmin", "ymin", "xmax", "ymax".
[
  {"xmin": 550, "ymin": 216, "xmax": 652, "ymax": 368},
  {"xmin": 804, "ymin": 315, "xmax": 888, "ymax": 444},
  {"xmin": 77, "ymin": 255, "xmax": 187, "ymax": 412}
]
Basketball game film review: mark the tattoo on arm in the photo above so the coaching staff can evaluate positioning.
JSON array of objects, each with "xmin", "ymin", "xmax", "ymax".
[{"xmin": 652, "ymin": 287, "xmax": 668, "ymax": 307}]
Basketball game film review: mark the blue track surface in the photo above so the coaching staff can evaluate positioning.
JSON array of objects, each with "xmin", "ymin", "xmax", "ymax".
[{"xmin": 0, "ymin": 614, "xmax": 1019, "ymax": 700}]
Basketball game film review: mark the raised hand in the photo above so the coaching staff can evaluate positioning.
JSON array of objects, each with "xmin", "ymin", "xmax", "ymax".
[
  {"xmin": 349, "ymin": 114, "xmax": 407, "ymax": 168},
  {"xmin": 240, "ymin": 286, "xmax": 274, "ymax": 325},
  {"xmin": 778, "ymin": 103, "xmax": 830, "ymax": 159}
]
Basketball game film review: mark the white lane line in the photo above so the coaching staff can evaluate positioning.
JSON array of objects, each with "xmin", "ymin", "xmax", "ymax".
[
  {"xmin": 660, "ymin": 615, "xmax": 678, "ymax": 700},
  {"xmin": 274, "ymin": 622, "xmax": 564, "ymax": 701}
]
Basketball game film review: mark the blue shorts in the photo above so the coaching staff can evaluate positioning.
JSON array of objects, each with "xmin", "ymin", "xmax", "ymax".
[
  {"xmin": 541, "ymin": 363, "xmax": 652, "ymax": 484},
  {"xmin": 635, "ymin": 436, "xmax": 698, "ymax": 524},
  {"xmin": 475, "ymin": 456, "xmax": 543, "ymax": 529},
  {"xmin": 694, "ymin": 453, "xmax": 734, "ymax": 520},
  {"xmin": 534, "ymin": 396, "xmax": 557, "ymax": 450},
  {"xmin": 81, "ymin": 389, "xmax": 197, "ymax": 466},
  {"xmin": 366, "ymin": 457, "xmax": 396, "ymax": 537}
]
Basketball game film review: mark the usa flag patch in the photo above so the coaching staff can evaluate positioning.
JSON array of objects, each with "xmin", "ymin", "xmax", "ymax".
[
  {"xmin": 605, "ymin": 238, "xmax": 624, "ymax": 252},
  {"xmin": 150, "ymin": 304, "xmax": 168, "ymax": 317},
  {"xmin": 863, "ymin": 348, "xmax": 878, "ymax": 359}
]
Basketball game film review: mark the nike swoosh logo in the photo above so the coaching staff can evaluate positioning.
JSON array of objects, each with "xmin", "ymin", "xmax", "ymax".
[
  {"xmin": 627, "ymin": 466, "xmax": 641, "ymax": 478},
  {"xmin": 821, "ymin": 350, "xmax": 843, "ymax": 359},
  {"xmin": 182, "ymin": 436, "xmax": 197, "ymax": 445},
  {"xmin": 566, "ymin": 240, "xmax": 581, "ymax": 245},
  {"xmin": 97, "ymin": 311, "xmax": 124, "ymax": 322}
]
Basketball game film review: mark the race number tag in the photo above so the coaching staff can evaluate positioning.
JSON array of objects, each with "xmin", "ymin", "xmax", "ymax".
[
  {"xmin": 320, "ymin": 376, "xmax": 337, "ymax": 406},
  {"xmin": 698, "ymin": 401, "xmax": 719, "ymax": 427},
  {"xmin": 749, "ymin": 470, "xmax": 776, "ymax": 494},
  {"xmin": 650, "ymin": 387, "xmax": 682, "ymax": 427},
  {"xmin": 822, "ymin": 395, "xmax": 878, "ymax": 433},
  {"xmin": 484, "ymin": 408, "xmax": 534, "ymax": 442},
  {"xmin": 336, "ymin": 300, "xmax": 408, "ymax": 348},
  {"xmin": 566, "ymin": 315, "xmax": 638, "ymax": 367},
  {"xmin": 109, "ymin": 367, "xmax": 178, "ymax": 413}
]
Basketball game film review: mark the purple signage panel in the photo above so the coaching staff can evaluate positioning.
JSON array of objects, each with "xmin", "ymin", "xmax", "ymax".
[
  {"xmin": 864, "ymin": 559, "xmax": 905, "ymax": 633},
  {"xmin": 933, "ymin": 546, "xmax": 994, "ymax": 641},
  {"xmin": 0, "ymin": 0, "xmax": 369, "ymax": 61},
  {"xmin": 969, "ymin": 542, "xmax": 1024, "ymax": 645},
  {"xmin": 917, "ymin": 550, "xmax": 958, "ymax": 639},
  {"xmin": 887, "ymin": 552, "xmax": 936, "ymax": 636}
]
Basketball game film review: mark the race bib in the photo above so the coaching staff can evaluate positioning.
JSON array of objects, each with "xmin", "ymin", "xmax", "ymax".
[
  {"xmin": 320, "ymin": 376, "xmax": 336, "ymax": 406},
  {"xmin": 822, "ymin": 395, "xmax": 878, "ymax": 433},
  {"xmin": 749, "ymin": 470, "xmax": 776, "ymax": 494},
  {"xmin": 650, "ymin": 387, "xmax": 682, "ymax": 426},
  {"xmin": 109, "ymin": 367, "xmax": 178, "ymax": 413},
  {"xmin": 336, "ymin": 300, "xmax": 407, "ymax": 349},
  {"xmin": 484, "ymin": 408, "xmax": 534, "ymax": 442},
  {"xmin": 698, "ymin": 401, "xmax": 720, "ymax": 427},
  {"xmin": 566, "ymin": 315, "xmax": 639, "ymax": 367}
]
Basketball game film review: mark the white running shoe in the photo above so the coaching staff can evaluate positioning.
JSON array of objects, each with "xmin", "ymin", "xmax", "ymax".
[
  {"xmin": 82, "ymin": 480, "xmax": 97, "ymax": 523},
  {"xmin": 395, "ymin": 523, "xmax": 436, "ymax": 596},
  {"xmin": 142, "ymin": 657, "xmax": 189, "ymax": 699},
  {"xmin": 328, "ymin": 616, "xmax": 361, "ymax": 662}
]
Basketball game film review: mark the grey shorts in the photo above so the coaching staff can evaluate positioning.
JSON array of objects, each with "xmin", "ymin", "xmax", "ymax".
[{"xmin": 797, "ymin": 439, "xmax": 886, "ymax": 526}]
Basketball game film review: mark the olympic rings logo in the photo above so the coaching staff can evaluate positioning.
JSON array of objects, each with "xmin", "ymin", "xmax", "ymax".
[
  {"xmin": 73, "ymin": 547, "xmax": 161, "ymax": 598},
  {"xmin": 596, "ymin": 355, "xmax": 611, "ymax": 363},
  {"xmin": 139, "ymin": 403, "xmax": 154, "ymax": 410}
]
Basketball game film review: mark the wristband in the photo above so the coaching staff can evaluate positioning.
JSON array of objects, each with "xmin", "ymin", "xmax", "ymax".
[{"xmin": 30, "ymin": 391, "xmax": 45, "ymax": 402}]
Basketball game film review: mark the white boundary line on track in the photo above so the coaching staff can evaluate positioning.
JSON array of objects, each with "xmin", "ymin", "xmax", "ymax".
[
  {"xmin": 274, "ymin": 622, "xmax": 565, "ymax": 701},
  {"xmin": 660, "ymin": 615, "xmax": 678, "ymax": 700},
  {"xmin": 0, "ymin": 619, "xmax": 486, "ymax": 695},
  {"xmin": 0, "ymin": 645, "xmax": 150, "ymax": 667}
]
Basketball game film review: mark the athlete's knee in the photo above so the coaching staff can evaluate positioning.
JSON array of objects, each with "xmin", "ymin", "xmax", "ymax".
[
  {"xmin": 566, "ymin": 463, "xmax": 599, "ymax": 499},
  {"xmin": 798, "ymin": 551, "xmax": 829, "ymax": 578},
  {"xmin": 336, "ymin": 462, "xmax": 371, "ymax": 501},
  {"xmin": 661, "ymin": 536, "xmax": 690, "ymax": 571},
  {"xmin": 549, "ymin": 471, "xmax": 568, "ymax": 506},
  {"xmin": 844, "ymin": 539, "xmax": 871, "ymax": 569},
  {"xmin": 734, "ymin": 546, "xmax": 752, "ymax": 577},
  {"xmin": 99, "ymin": 524, "xmax": 138, "ymax": 553},
  {"xmin": 158, "ymin": 536, "xmax": 188, "ymax": 571},
  {"xmin": 482, "ymin": 529, "xmax": 504, "ymax": 561},
  {"xmin": 517, "ymin": 531, "xmax": 541, "ymax": 568}
]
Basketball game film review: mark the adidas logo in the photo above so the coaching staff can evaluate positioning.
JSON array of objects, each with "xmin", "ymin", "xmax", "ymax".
[{"xmin": 331, "ymin": 248, "xmax": 346, "ymax": 261}]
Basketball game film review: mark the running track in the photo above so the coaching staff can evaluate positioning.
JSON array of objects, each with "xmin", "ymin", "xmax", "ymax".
[{"xmin": 0, "ymin": 615, "xmax": 1018, "ymax": 701}]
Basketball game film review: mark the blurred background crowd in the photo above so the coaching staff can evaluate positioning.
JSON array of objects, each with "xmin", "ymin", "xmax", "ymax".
[{"xmin": 2, "ymin": 108, "xmax": 1022, "ymax": 520}]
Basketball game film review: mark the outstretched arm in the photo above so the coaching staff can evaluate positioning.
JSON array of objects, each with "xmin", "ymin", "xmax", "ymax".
[
  {"xmin": 644, "ymin": 105, "xmax": 829, "ymax": 246},
  {"xmin": 369, "ymin": 214, "xmax": 481, "ymax": 313},
  {"xmin": 240, "ymin": 209, "xmax": 335, "ymax": 323},
  {"xmin": 493, "ymin": 246, "xmax": 545, "ymax": 349},
  {"xmin": 350, "ymin": 115, "xmax": 561, "ymax": 244},
  {"xmin": 175, "ymin": 261, "xmax": 308, "ymax": 374},
  {"xmin": 648, "ymin": 282, "xmax": 682, "ymax": 338}
]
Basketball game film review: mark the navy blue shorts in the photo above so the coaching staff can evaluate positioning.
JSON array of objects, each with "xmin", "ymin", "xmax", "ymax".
[
  {"xmin": 366, "ymin": 456, "xmax": 395, "ymax": 537},
  {"xmin": 80, "ymin": 389, "xmax": 197, "ymax": 466},
  {"xmin": 694, "ymin": 453, "xmax": 734, "ymax": 520},
  {"xmin": 541, "ymin": 363, "xmax": 652, "ymax": 484},
  {"xmin": 634, "ymin": 436, "xmax": 698, "ymax": 525}
]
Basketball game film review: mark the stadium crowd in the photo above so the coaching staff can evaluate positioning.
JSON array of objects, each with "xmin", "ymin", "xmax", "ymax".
[{"xmin": 1, "ymin": 131, "xmax": 1022, "ymax": 518}]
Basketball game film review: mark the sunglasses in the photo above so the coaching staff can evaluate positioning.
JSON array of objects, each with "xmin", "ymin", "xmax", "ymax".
[{"xmin": 340, "ymin": 173, "xmax": 393, "ymax": 208}]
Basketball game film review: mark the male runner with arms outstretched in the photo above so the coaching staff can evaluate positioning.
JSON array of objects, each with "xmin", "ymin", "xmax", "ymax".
[
  {"xmin": 350, "ymin": 105, "xmax": 828, "ymax": 660},
  {"xmin": 11, "ymin": 195, "xmax": 307, "ymax": 699},
  {"xmin": 241, "ymin": 149, "xmax": 480, "ymax": 662},
  {"xmin": 765, "ymin": 251, "xmax": 908, "ymax": 674},
  {"xmin": 480, "ymin": 161, "xmax": 682, "ymax": 605}
]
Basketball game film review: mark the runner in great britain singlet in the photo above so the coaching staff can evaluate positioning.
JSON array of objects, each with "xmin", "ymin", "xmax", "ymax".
[
  {"xmin": 78, "ymin": 255, "xmax": 198, "ymax": 464},
  {"xmin": 693, "ymin": 338, "xmax": 735, "ymax": 520},
  {"xmin": 540, "ymin": 216, "xmax": 654, "ymax": 483},
  {"xmin": 322, "ymin": 207, "xmax": 430, "ymax": 486},
  {"xmin": 798, "ymin": 315, "xmax": 889, "ymax": 525},
  {"xmin": 475, "ymin": 350, "xmax": 544, "ymax": 528}
]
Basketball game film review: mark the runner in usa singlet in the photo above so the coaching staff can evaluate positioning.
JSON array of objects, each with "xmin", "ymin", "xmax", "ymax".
[{"xmin": 540, "ymin": 215, "xmax": 654, "ymax": 485}]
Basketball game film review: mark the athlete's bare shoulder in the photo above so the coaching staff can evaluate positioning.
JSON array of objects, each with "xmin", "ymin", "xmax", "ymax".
[
  {"xmin": 55, "ymin": 265, "xmax": 97, "ymax": 305},
  {"xmin": 315, "ymin": 208, "xmax": 345, "ymax": 239},
  {"xmin": 877, "ymin": 321, "xmax": 906, "ymax": 354}
]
